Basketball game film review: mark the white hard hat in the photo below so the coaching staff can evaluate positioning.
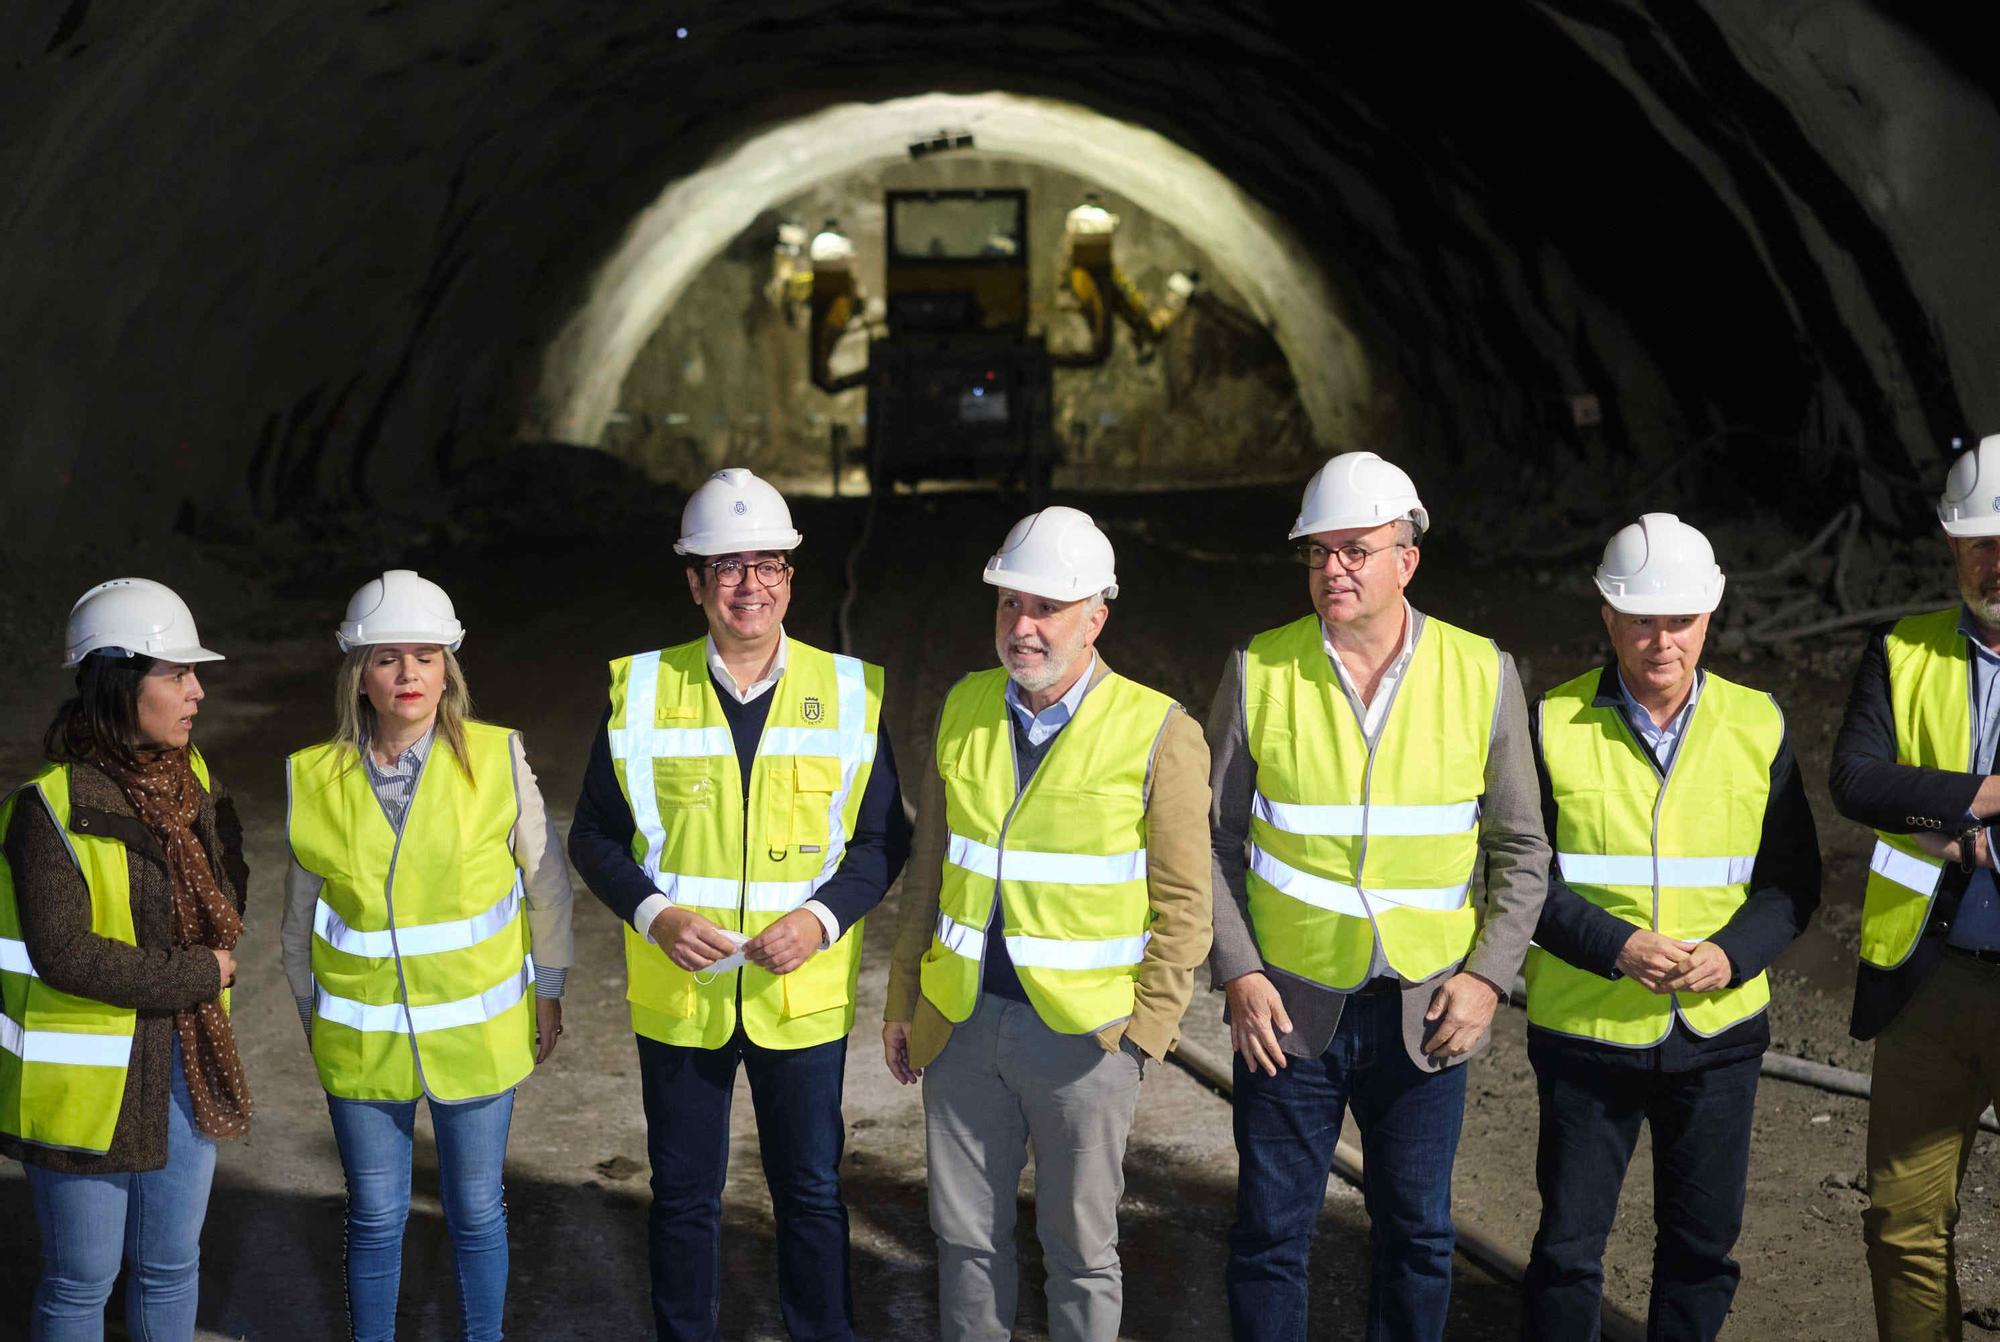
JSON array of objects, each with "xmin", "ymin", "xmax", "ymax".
[
  {"xmin": 982, "ymin": 506, "xmax": 1119, "ymax": 601},
  {"xmin": 675, "ymin": 467, "xmax": 803, "ymax": 556},
  {"xmin": 1065, "ymin": 201, "xmax": 1119, "ymax": 235},
  {"xmin": 338, "ymin": 570, "xmax": 465, "ymax": 652},
  {"xmin": 808, "ymin": 225, "xmax": 854, "ymax": 266},
  {"xmin": 64, "ymin": 578, "xmax": 224, "ymax": 668},
  {"xmin": 1938, "ymin": 434, "xmax": 2000, "ymax": 537},
  {"xmin": 1594, "ymin": 513, "xmax": 1726, "ymax": 615},
  {"xmin": 1290, "ymin": 451, "xmax": 1430, "ymax": 540}
]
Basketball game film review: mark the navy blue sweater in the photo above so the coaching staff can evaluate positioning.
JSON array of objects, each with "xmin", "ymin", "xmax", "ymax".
[{"xmin": 568, "ymin": 671, "xmax": 910, "ymax": 938}]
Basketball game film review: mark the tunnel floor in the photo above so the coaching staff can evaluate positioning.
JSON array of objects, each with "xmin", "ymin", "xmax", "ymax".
[{"xmin": 1, "ymin": 483, "xmax": 1996, "ymax": 1340}]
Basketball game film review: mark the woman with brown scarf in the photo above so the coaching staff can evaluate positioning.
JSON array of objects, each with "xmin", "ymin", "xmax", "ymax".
[{"xmin": 0, "ymin": 578, "xmax": 251, "ymax": 1342}]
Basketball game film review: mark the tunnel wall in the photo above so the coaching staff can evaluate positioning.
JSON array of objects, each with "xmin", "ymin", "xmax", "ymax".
[{"xmin": 1, "ymin": 1, "xmax": 1994, "ymax": 545}]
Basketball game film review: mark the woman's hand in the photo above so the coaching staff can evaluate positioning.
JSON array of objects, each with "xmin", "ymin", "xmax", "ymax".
[
  {"xmin": 211, "ymin": 946, "xmax": 237, "ymax": 988},
  {"xmin": 535, "ymin": 997, "xmax": 563, "ymax": 1063}
]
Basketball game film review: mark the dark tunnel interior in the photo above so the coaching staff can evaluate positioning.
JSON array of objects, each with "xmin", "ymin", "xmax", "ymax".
[
  {"xmin": 9, "ymin": 6, "xmax": 2000, "ymax": 1338},
  {"xmin": 4, "ymin": 0, "xmax": 1997, "ymax": 548}
]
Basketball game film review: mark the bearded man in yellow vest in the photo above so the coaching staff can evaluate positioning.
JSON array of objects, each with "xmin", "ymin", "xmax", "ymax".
[
  {"xmin": 1520, "ymin": 514, "xmax": 1820, "ymax": 1341},
  {"xmin": 1208, "ymin": 452, "xmax": 1551, "ymax": 1342},
  {"xmin": 1831, "ymin": 434, "xmax": 2000, "ymax": 1341},
  {"xmin": 567, "ymin": 468, "xmax": 910, "ymax": 1342},
  {"xmin": 883, "ymin": 507, "xmax": 1212, "ymax": 1342}
]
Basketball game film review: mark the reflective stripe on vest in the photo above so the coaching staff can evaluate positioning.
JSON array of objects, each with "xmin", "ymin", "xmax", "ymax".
[
  {"xmin": 1859, "ymin": 609, "xmax": 1969, "ymax": 970},
  {"xmin": 1526, "ymin": 668, "xmax": 1781, "ymax": 1047},
  {"xmin": 290, "ymin": 722, "xmax": 535, "ymax": 1103},
  {"xmin": 0, "ymin": 752, "xmax": 213, "ymax": 1152},
  {"xmin": 1554, "ymin": 854, "xmax": 1757, "ymax": 888},
  {"xmin": 314, "ymin": 956, "xmax": 532, "ymax": 1035},
  {"xmin": 922, "ymin": 667, "xmax": 1174, "ymax": 1034},
  {"xmin": 1243, "ymin": 613, "xmax": 1497, "ymax": 989},
  {"xmin": 608, "ymin": 637, "xmax": 884, "ymax": 1051}
]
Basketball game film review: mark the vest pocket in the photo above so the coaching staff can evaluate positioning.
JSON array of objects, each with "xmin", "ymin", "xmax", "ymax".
[
  {"xmin": 781, "ymin": 951, "xmax": 852, "ymax": 1019},
  {"xmin": 786, "ymin": 756, "xmax": 843, "ymax": 854},
  {"xmin": 654, "ymin": 758, "xmax": 717, "ymax": 811}
]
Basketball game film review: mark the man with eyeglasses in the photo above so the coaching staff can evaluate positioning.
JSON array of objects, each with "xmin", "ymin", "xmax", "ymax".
[
  {"xmin": 569, "ymin": 467, "xmax": 910, "ymax": 1342},
  {"xmin": 1208, "ymin": 451, "xmax": 1550, "ymax": 1341}
]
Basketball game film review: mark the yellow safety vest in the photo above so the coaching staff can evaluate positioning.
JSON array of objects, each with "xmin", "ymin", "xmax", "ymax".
[
  {"xmin": 1244, "ymin": 612, "xmax": 1498, "ymax": 989},
  {"xmin": 289, "ymin": 722, "xmax": 535, "ymax": 1102},
  {"xmin": 1857, "ymin": 608, "xmax": 1973, "ymax": 970},
  {"xmin": 608, "ymin": 637, "xmax": 883, "ymax": 1050},
  {"xmin": 1526, "ymin": 669, "xmax": 1780, "ymax": 1045},
  {"xmin": 921, "ymin": 668, "xmax": 1175, "ymax": 1033},
  {"xmin": 0, "ymin": 752, "xmax": 217, "ymax": 1153}
]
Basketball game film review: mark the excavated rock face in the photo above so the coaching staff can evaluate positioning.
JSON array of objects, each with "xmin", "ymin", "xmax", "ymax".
[{"xmin": 1, "ymin": 1, "xmax": 1991, "ymax": 541}]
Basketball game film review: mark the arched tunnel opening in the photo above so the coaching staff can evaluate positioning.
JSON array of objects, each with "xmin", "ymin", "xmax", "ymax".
[{"xmin": 5, "ymin": 5, "xmax": 2000, "ymax": 1339}]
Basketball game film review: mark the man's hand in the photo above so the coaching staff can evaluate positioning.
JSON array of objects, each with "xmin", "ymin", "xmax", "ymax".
[
  {"xmin": 1659, "ymin": 941, "xmax": 1732, "ymax": 995},
  {"xmin": 1615, "ymin": 929, "xmax": 1695, "ymax": 993},
  {"xmin": 1422, "ymin": 972, "xmax": 1500, "ymax": 1061},
  {"xmin": 650, "ymin": 906, "xmax": 740, "ymax": 972},
  {"xmin": 535, "ymin": 997, "xmax": 563, "ymax": 1064},
  {"xmin": 883, "ymin": 1020, "xmax": 921, "ymax": 1085},
  {"xmin": 745, "ymin": 908, "xmax": 823, "ymax": 976},
  {"xmin": 1912, "ymin": 828, "xmax": 1994, "ymax": 869},
  {"xmin": 1225, "ymin": 971, "xmax": 1294, "ymax": 1077}
]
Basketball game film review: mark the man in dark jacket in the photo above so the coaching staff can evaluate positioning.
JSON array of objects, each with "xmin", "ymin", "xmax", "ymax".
[
  {"xmin": 1830, "ymin": 433, "xmax": 2000, "ymax": 1340},
  {"xmin": 1520, "ymin": 514, "xmax": 1819, "ymax": 1342}
]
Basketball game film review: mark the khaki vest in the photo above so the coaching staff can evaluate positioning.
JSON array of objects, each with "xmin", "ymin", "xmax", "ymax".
[
  {"xmin": 608, "ymin": 637, "xmax": 883, "ymax": 1050},
  {"xmin": 1526, "ymin": 669, "xmax": 1779, "ymax": 1046},
  {"xmin": 1244, "ymin": 612, "xmax": 1498, "ymax": 988},
  {"xmin": 0, "ymin": 753, "xmax": 216, "ymax": 1153},
  {"xmin": 289, "ymin": 722, "xmax": 534, "ymax": 1102},
  {"xmin": 921, "ymin": 667, "xmax": 1175, "ymax": 1033}
]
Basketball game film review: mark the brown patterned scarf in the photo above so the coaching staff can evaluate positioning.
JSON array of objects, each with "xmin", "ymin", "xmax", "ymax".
[{"xmin": 99, "ymin": 747, "xmax": 253, "ymax": 1139}]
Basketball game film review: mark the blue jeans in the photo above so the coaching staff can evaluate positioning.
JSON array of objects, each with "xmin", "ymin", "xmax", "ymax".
[
  {"xmin": 27, "ymin": 1039, "xmax": 218, "ymax": 1342},
  {"xmin": 636, "ymin": 1029, "xmax": 853, "ymax": 1342},
  {"xmin": 1520, "ymin": 1051, "xmax": 1759, "ymax": 1342},
  {"xmin": 326, "ymin": 1088, "xmax": 517, "ymax": 1342},
  {"xmin": 1226, "ymin": 986, "xmax": 1468, "ymax": 1342}
]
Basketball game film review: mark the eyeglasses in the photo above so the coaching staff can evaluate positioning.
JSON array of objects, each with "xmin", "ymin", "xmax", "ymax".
[
  {"xmin": 1296, "ymin": 540, "xmax": 1405, "ymax": 572},
  {"xmin": 706, "ymin": 558, "xmax": 792, "ymax": 588}
]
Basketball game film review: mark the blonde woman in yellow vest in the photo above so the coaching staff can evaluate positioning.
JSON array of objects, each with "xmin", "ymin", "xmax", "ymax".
[
  {"xmin": 1830, "ymin": 435, "xmax": 2000, "ymax": 1340},
  {"xmin": 1206, "ymin": 453, "xmax": 1552, "ymax": 1342},
  {"xmin": 883, "ymin": 506, "xmax": 1212, "ymax": 1342},
  {"xmin": 3, "ymin": 579, "xmax": 249, "ymax": 1342},
  {"xmin": 566, "ymin": 469, "xmax": 907, "ymax": 1342},
  {"xmin": 1520, "ymin": 515, "xmax": 1820, "ymax": 1341},
  {"xmin": 280, "ymin": 570, "xmax": 573, "ymax": 1342}
]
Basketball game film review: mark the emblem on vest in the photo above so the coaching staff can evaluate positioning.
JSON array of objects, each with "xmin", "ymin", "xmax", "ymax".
[{"xmin": 801, "ymin": 696, "xmax": 824, "ymax": 723}]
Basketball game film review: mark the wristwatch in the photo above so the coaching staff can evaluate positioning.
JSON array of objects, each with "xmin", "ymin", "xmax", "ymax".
[{"xmin": 1959, "ymin": 825, "xmax": 1984, "ymax": 874}]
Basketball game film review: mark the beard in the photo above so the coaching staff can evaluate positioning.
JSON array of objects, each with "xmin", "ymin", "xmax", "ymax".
[
  {"xmin": 998, "ymin": 627, "xmax": 1087, "ymax": 695},
  {"xmin": 1962, "ymin": 578, "xmax": 2000, "ymax": 628}
]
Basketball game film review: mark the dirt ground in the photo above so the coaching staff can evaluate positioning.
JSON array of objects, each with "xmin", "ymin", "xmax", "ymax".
[{"xmin": 1, "ymin": 475, "xmax": 1994, "ymax": 1339}]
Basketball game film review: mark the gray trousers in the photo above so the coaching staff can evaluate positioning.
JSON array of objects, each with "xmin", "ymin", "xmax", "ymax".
[{"xmin": 923, "ymin": 996, "xmax": 1145, "ymax": 1342}]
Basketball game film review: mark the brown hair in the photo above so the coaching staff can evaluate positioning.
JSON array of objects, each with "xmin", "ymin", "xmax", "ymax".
[
  {"xmin": 328, "ymin": 645, "xmax": 477, "ymax": 783},
  {"xmin": 42, "ymin": 654, "xmax": 154, "ymax": 769}
]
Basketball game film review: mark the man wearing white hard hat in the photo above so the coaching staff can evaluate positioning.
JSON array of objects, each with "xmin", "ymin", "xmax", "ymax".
[
  {"xmin": 1830, "ymin": 433, "xmax": 2000, "ymax": 1339},
  {"xmin": 568, "ymin": 467, "xmax": 909, "ymax": 1342},
  {"xmin": 883, "ymin": 506, "xmax": 1211, "ymax": 1342},
  {"xmin": 1520, "ymin": 515, "xmax": 1820, "ymax": 1340},
  {"xmin": 1207, "ymin": 452, "xmax": 1550, "ymax": 1341}
]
